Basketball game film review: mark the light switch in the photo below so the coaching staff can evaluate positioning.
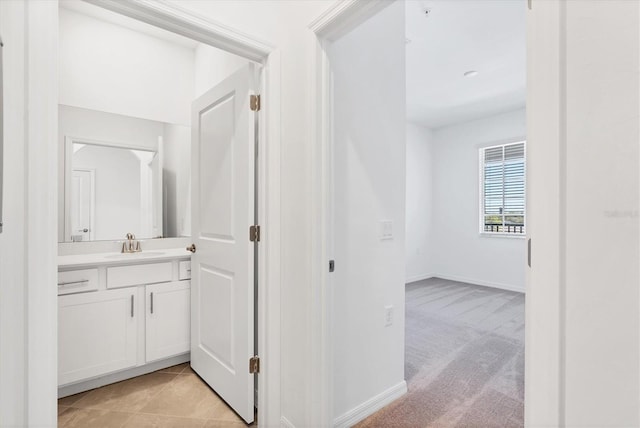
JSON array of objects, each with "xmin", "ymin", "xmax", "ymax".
[{"xmin": 380, "ymin": 220, "xmax": 393, "ymax": 240}]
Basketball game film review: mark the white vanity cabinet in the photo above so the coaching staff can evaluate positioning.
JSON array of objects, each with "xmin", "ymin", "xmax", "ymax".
[
  {"xmin": 57, "ymin": 250, "xmax": 191, "ymax": 393},
  {"xmin": 58, "ymin": 287, "xmax": 139, "ymax": 385},
  {"xmin": 145, "ymin": 281, "xmax": 191, "ymax": 362}
]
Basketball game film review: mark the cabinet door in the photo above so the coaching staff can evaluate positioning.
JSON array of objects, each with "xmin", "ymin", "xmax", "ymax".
[
  {"xmin": 146, "ymin": 281, "xmax": 190, "ymax": 362},
  {"xmin": 59, "ymin": 288, "xmax": 138, "ymax": 386}
]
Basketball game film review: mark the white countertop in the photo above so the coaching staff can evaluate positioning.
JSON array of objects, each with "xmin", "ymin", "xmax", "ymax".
[{"xmin": 58, "ymin": 248, "xmax": 191, "ymax": 269}]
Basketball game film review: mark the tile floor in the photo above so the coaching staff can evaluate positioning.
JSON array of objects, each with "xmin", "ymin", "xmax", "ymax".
[{"xmin": 58, "ymin": 363, "xmax": 252, "ymax": 428}]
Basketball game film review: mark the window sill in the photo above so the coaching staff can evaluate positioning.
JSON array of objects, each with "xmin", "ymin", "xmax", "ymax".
[{"xmin": 479, "ymin": 232, "xmax": 526, "ymax": 239}]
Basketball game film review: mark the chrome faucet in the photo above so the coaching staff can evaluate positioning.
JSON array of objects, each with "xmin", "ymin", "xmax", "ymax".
[{"xmin": 122, "ymin": 233, "xmax": 141, "ymax": 253}]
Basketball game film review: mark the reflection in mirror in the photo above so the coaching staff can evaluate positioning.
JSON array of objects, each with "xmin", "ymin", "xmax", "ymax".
[
  {"xmin": 67, "ymin": 141, "xmax": 161, "ymax": 242},
  {"xmin": 59, "ymin": 105, "xmax": 191, "ymax": 243}
]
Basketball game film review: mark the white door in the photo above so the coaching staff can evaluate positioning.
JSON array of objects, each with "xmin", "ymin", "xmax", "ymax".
[
  {"xmin": 146, "ymin": 281, "xmax": 191, "ymax": 362},
  {"xmin": 190, "ymin": 64, "xmax": 257, "ymax": 423},
  {"xmin": 71, "ymin": 169, "xmax": 94, "ymax": 241},
  {"xmin": 58, "ymin": 288, "xmax": 138, "ymax": 385}
]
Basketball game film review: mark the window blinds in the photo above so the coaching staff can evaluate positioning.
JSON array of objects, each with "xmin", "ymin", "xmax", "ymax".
[{"xmin": 481, "ymin": 142, "xmax": 525, "ymax": 234}]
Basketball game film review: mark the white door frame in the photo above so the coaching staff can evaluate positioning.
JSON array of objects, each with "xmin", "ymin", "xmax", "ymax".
[
  {"xmin": 308, "ymin": 0, "xmax": 566, "ymax": 426},
  {"xmin": 21, "ymin": 1, "xmax": 283, "ymax": 426}
]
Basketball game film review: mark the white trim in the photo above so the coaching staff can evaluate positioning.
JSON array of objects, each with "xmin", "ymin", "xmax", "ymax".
[
  {"xmin": 26, "ymin": 1, "xmax": 59, "ymax": 425},
  {"xmin": 433, "ymin": 274, "xmax": 525, "ymax": 294},
  {"xmin": 23, "ymin": 1, "xmax": 283, "ymax": 426},
  {"xmin": 332, "ymin": 381, "xmax": 407, "ymax": 428},
  {"xmin": 280, "ymin": 416, "xmax": 296, "ymax": 428},
  {"xmin": 308, "ymin": 2, "xmax": 408, "ymax": 426},
  {"xmin": 479, "ymin": 232, "xmax": 526, "ymax": 239},
  {"xmin": 85, "ymin": 0, "xmax": 274, "ymax": 62},
  {"xmin": 58, "ymin": 353, "xmax": 189, "ymax": 398},
  {"xmin": 525, "ymin": 1, "xmax": 564, "ymax": 425},
  {"xmin": 66, "ymin": 135, "xmax": 158, "ymax": 152},
  {"xmin": 406, "ymin": 274, "xmax": 525, "ymax": 293},
  {"xmin": 257, "ymin": 48, "xmax": 282, "ymax": 428},
  {"xmin": 309, "ymin": 0, "xmax": 393, "ymax": 41},
  {"xmin": 405, "ymin": 273, "xmax": 434, "ymax": 284},
  {"xmin": 0, "ymin": 1, "xmax": 28, "ymax": 425}
]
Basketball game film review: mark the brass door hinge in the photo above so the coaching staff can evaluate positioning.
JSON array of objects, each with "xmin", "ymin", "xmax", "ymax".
[
  {"xmin": 250, "ymin": 225, "xmax": 261, "ymax": 242},
  {"xmin": 249, "ymin": 356, "xmax": 260, "ymax": 374},
  {"xmin": 250, "ymin": 94, "xmax": 261, "ymax": 111}
]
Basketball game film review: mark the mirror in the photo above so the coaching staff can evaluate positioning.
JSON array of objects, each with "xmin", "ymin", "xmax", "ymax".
[
  {"xmin": 59, "ymin": 105, "xmax": 191, "ymax": 242},
  {"xmin": 65, "ymin": 140, "xmax": 161, "ymax": 242}
]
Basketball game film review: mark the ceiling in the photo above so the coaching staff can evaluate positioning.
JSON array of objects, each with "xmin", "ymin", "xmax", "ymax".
[
  {"xmin": 406, "ymin": 0, "xmax": 526, "ymax": 129},
  {"xmin": 59, "ymin": 0, "xmax": 199, "ymax": 49}
]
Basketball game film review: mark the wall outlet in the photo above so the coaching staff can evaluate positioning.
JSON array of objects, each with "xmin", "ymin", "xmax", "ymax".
[
  {"xmin": 380, "ymin": 220, "xmax": 393, "ymax": 240},
  {"xmin": 384, "ymin": 305, "xmax": 394, "ymax": 327}
]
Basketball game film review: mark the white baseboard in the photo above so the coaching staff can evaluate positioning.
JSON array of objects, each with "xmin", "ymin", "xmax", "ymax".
[
  {"xmin": 405, "ymin": 273, "xmax": 434, "ymax": 284},
  {"xmin": 434, "ymin": 273, "xmax": 525, "ymax": 293},
  {"xmin": 281, "ymin": 416, "xmax": 295, "ymax": 428},
  {"xmin": 333, "ymin": 380, "xmax": 407, "ymax": 428},
  {"xmin": 58, "ymin": 353, "xmax": 190, "ymax": 398}
]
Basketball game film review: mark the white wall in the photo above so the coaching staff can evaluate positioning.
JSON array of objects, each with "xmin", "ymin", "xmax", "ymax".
[
  {"xmin": 405, "ymin": 109, "xmax": 526, "ymax": 291},
  {"xmin": 330, "ymin": 2, "xmax": 406, "ymax": 423},
  {"xmin": 430, "ymin": 108, "xmax": 527, "ymax": 292},
  {"xmin": 405, "ymin": 122, "xmax": 434, "ymax": 282},
  {"xmin": 194, "ymin": 43, "xmax": 249, "ymax": 98},
  {"xmin": 0, "ymin": 1, "xmax": 27, "ymax": 424},
  {"xmin": 59, "ymin": 7, "xmax": 194, "ymax": 126},
  {"xmin": 563, "ymin": 1, "xmax": 639, "ymax": 425}
]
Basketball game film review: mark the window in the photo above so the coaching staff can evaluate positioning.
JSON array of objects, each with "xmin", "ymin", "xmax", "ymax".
[{"xmin": 480, "ymin": 141, "xmax": 526, "ymax": 234}]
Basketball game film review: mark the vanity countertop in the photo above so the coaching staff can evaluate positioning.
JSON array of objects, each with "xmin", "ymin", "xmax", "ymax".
[{"xmin": 58, "ymin": 248, "xmax": 191, "ymax": 269}]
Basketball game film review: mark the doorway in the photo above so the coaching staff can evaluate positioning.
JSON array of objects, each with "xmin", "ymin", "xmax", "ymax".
[
  {"xmin": 309, "ymin": 0, "xmax": 556, "ymax": 426},
  {"xmin": 52, "ymin": 1, "xmax": 282, "ymax": 426}
]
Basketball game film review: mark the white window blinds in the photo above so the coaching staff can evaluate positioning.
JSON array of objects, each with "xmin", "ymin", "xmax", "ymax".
[{"xmin": 481, "ymin": 141, "xmax": 526, "ymax": 234}]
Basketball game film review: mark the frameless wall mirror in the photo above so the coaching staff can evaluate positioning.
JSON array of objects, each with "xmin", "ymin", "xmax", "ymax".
[
  {"xmin": 65, "ymin": 139, "xmax": 161, "ymax": 242},
  {"xmin": 58, "ymin": 105, "xmax": 191, "ymax": 243}
]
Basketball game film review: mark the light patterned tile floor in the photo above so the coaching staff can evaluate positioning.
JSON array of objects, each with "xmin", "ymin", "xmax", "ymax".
[{"xmin": 58, "ymin": 363, "xmax": 254, "ymax": 428}]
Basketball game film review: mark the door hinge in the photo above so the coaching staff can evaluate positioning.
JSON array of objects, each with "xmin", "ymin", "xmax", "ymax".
[
  {"xmin": 329, "ymin": 260, "xmax": 335, "ymax": 273},
  {"xmin": 250, "ymin": 225, "xmax": 261, "ymax": 242},
  {"xmin": 528, "ymin": 0, "xmax": 532, "ymax": 9},
  {"xmin": 250, "ymin": 94, "xmax": 261, "ymax": 111},
  {"xmin": 249, "ymin": 356, "xmax": 260, "ymax": 374}
]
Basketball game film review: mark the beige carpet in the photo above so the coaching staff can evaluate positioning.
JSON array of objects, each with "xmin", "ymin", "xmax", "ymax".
[{"xmin": 357, "ymin": 278, "xmax": 524, "ymax": 428}]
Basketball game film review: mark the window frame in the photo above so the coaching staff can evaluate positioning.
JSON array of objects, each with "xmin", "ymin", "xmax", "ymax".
[{"xmin": 479, "ymin": 140, "xmax": 527, "ymax": 237}]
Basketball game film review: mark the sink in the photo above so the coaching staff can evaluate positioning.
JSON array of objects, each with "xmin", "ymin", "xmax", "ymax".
[{"xmin": 104, "ymin": 251, "xmax": 166, "ymax": 260}]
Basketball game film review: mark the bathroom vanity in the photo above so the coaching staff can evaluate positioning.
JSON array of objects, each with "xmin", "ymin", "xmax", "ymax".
[
  {"xmin": 56, "ymin": 103, "xmax": 194, "ymax": 397},
  {"xmin": 57, "ymin": 248, "xmax": 191, "ymax": 397}
]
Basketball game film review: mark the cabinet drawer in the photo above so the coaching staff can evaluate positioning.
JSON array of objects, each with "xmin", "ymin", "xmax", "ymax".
[
  {"xmin": 58, "ymin": 269, "xmax": 98, "ymax": 295},
  {"xmin": 107, "ymin": 262, "xmax": 172, "ymax": 289},
  {"xmin": 179, "ymin": 261, "xmax": 191, "ymax": 280}
]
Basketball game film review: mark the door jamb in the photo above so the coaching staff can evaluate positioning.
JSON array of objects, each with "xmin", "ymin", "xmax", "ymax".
[
  {"xmin": 307, "ymin": 1, "xmax": 395, "ymax": 425},
  {"xmin": 308, "ymin": 0, "xmax": 566, "ymax": 425}
]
